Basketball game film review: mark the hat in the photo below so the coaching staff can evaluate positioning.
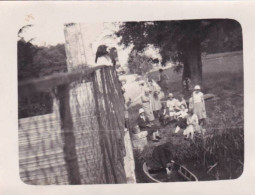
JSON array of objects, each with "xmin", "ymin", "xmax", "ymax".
[
  {"xmin": 194, "ymin": 85, "xmax": 201, "ymax": 90},
  {"xmin": 168, "ymin": 93, "xmax": 173, "ymax": 98},
  {"xmin": 139, "ymin": 108, "xmax": 145, "ymax": 114}
]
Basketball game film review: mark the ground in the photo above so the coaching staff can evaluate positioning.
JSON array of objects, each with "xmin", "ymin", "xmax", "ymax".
[{"xmin": 128, "ymin": 51, "xmax": 244, "ymax": 182}]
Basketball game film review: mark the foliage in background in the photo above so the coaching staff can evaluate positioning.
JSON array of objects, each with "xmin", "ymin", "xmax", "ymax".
[
  {"xmin": 127, "ymin": 51, "xmax": 154, "ymax": 75},
  {"xmin": 116, "ymin": 19, "xmax": 242, "ymax": 89},
  {"xmin": 18, "ymin": 29, "xmax": 67, "ymax": 118},
  {"xmin": 18, "ymin": 40, "xmax": 67, "ymax": 81},
  {"xmin": 129, "ymin": 51, "xmax": 244, "ymax": 181}
]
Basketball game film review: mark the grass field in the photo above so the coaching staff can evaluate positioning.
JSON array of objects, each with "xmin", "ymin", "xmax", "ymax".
[{"xmin": 129, "ymin": 51, "xmax": 244, "ymax": 182}]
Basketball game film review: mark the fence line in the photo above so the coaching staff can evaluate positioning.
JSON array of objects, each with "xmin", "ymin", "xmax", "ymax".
[{"xmin": 19, "ymin": 66, "xmax": 128, "ymax": 184}]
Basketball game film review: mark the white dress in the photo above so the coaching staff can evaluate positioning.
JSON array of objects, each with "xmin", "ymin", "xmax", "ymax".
[
  {"xmin": 166, "ymin": 98, "xmax": 178, "ymax": 116},
  {"xmin": 149, "ymin": 84, "xmax": 162, "ymax": 112},
  {"xmin": 141, "ymin": 94, "xmax": 155, "ymax": 122},
  {"xmin": 185, "ymin": 113, "xmax": 201, "ymax": 133},
  {"xmin": 189, "ymin": 92, "xmax": 206, "ymax": 120},
  {"xmin": 96, "ymin": 56, "xmax": 113, "ymax": 66}
]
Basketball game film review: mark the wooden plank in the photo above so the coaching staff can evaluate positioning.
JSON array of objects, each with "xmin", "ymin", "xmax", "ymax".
[{"xmin": 19, "ymin": 65, "xmax": 108, "ymax": 97}]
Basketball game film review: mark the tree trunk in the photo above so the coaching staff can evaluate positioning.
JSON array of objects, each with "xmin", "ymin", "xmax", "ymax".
[{"xmin": 182, "ymin": 35, "xmax": 203, "ymax": 95}]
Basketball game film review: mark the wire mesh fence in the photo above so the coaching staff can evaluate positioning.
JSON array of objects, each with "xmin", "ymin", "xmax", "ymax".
[{"xmin": 19, "ymin": 66, "xmax": 128, "ymax": 185}]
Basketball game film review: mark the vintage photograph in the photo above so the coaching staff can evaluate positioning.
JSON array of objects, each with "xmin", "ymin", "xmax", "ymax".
[{"xmin": 18, "ymin": 19, "xmax": 244, "ymax": 184}]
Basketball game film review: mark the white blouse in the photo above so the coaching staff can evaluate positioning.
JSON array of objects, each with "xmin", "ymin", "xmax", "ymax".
[
  {"xmin": 192, "ymin": 92, "xmax": 204, "ymax": 103},
  {"xmin": 166, "ymin": 98, "xmax": 178, "ymax": 111},
  {"xmin": 96, "ymin": 56, "xmax": 113, "ymax": 66},
  {"xmin": 176, "ymin": 109, "xmax": 188, "ymax": 118}
]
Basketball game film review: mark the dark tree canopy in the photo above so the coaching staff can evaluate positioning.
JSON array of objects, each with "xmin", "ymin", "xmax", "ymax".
[
  {"xmin": 127, "ymin": 51, "xmax": 153, "ymax": 75},
  {"xmin": 18, "ymin": 40, "xmax": 67, "ymax": 81},
  {"xmin": 116, "ymin": 19, "xmax": 242, "ymax": 90},
  {"xmin": 18, "ymin": 37, "xmax": 67, "ymax": 118}
]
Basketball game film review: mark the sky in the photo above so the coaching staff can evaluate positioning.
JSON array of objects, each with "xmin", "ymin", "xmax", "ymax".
[
  {"xmin": 19, "ymin": 21, "xmax": 160, "ymax": 67},
  {"xmin": 19, "ymin": 22, "xmax": 132, "ymax": 65}
]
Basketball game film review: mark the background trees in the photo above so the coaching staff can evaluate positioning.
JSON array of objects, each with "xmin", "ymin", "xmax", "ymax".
[
  {"xmin": 18, "ymin": 26, "xmax": 67, "ymax": 118},
  {"xmin": 127, "ymin": 51, "xmax": 156, "ymax": 75},
  {"xmin": 116, "ymin": 19, "xmax": 242, "ymax": 92}
]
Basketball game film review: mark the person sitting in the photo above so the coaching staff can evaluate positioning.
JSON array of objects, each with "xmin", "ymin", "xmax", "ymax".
[
  {"xmin": 174, "ymin": 104, "xmax": 188, "ymax": 133},
  {"xmin": 166, "ymin": 93, "xmax": 178, "ymax": 120},
  {"xmin": 137, "ymin": 108, "xmax": 161, "ymax": 142},
  {"xmin": 159, "ymin": 102, "xmax": 171, "ymax": 126},
  {"xmin": 176, "ymin": 94, "xmax": 187, "ymax": 111},
  {"xmin": 183, "ymin": 109, "xmax": 203, "ymax": 140}
]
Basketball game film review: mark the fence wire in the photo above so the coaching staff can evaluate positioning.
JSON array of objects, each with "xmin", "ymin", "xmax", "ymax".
[{"xmin": 19, "ymin": 66, "xmax": 127, "ymax": 185}]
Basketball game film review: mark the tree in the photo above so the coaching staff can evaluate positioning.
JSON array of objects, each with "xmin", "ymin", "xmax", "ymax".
[
  {"xmin": 127, "ymin": 51, "xmax": 153, "ymax": 75},
  {"xmin": 116, "ymin": 19, "xmax": 242, "ymax": 93},
  {"xmin": 33, "ymin": 44, "xmax": 67, "ymax": 77},
  {"xmin": 18, "ymin": 26, "xmax": 67, "ymax": 118}
]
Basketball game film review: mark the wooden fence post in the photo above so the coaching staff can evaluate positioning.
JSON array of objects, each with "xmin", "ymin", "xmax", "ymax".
[{"xmin": 57, "ymin": 84, "xmax": 81, "ymax": 184}]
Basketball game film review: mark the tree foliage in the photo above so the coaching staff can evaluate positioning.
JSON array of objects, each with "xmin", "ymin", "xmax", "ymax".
[
  {"xmin": 117, "ymin": 19, "xmax": 241, "ymax": 65},
  {"xmin": 116, "ymin": 19, "xmax": 242, "ymax": 89},
  {"xmin": 18, "ymin": 40, "xmax": 67, "ymax": 81},
  {"xmin": 127, "ymin": 51, "xmax": 155, "ymax": 75},
  {"xmin": 18, "ymin": 35, "xmax": 67, "ymax": 118}
]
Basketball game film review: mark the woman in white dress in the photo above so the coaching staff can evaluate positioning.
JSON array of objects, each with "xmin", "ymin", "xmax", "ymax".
[
  {"xmin": 189, "ymin": 85, "xmax": 206, "ymax": 125},
  {"xmin": 141, "ymin": 88, "xmax": 155, "ymax": 122},
  {"xmin": 148, "ymin": 79, "xmax": 162, "ymax": 118}
]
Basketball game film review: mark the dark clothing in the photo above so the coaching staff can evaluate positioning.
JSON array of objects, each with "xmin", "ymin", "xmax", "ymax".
[
  {"xmin": 124, "ymin": 118, "xmax": 130, "ymax": 129},
  {"xmin": 176, "ymin": 118, "xmax": 187, "ymax": 129},
  {"xmin": 159, "ymin": 107, "xmax": 170, "ymax": 117},
  {"xmin": 151, "ymin": 142, "xmax": 174, "ymax": 169},
  {"xmin": 153, "ymin": 110, "xmax": 160, "ymax": 118},
  {"xmin": 159, "ymin": 107, "xmax": 171, "ymax": 125},
  {"xmin": 159, "ymin": 73, "xmax": 169, "ymax": 96},
  {"xmin": 137, "ymin": 116, "xmax": 159, "ymax": 135},
  {"xmin": 137, "ymin": 116, "xmax": 150, "ymax": 129}
]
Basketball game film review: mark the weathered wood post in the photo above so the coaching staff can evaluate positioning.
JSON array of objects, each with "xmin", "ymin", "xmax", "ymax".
[{"xmin": 57, "ymin": 84, "xmax": 81, "ymax": 184}]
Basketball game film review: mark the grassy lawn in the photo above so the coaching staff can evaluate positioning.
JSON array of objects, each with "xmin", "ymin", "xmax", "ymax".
[{"xmin": 128, "ymin": 51, "xmax": 244, "ymax": 182}]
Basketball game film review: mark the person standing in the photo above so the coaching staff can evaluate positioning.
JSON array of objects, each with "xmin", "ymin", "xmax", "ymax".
[
  {"xmin": 141, "ymin": 88, "xmax": 155, "ymax": 122},
  {"xmin": 189, "ymin": 85, "xmax": 207, "ymax": 125},
  {"xmin": 159, "ymin": 69, "xmax": 169, "ymax": 98},
  {"xmin": 148, "ymin": 79, "xmax": 162, "ymax": 118}
]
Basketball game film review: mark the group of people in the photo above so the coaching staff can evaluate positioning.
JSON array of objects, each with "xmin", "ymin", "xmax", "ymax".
[
  {"xmin": 137, "ymin": 82, "xmax": 207, "ymax": 142},
  {"xmin": 94, "ymin": 44, "xmax": 207, "ymax": 141}
]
